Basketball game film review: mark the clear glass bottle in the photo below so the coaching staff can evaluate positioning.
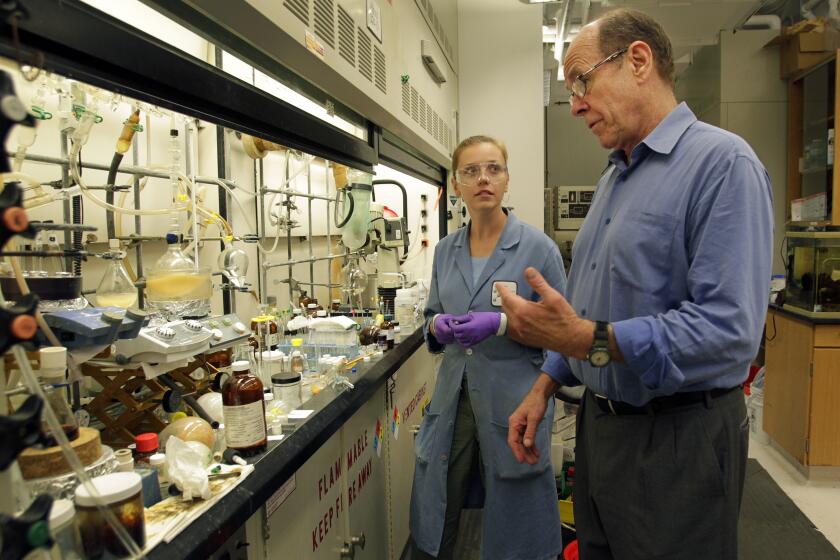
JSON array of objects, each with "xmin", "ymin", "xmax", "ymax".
[
  {"xmin": 290, "ymin": 350, "xmax": 305, "ymax": 376},
  {"xmin": 221, "ymin": 360, "xmax": 267, "ymax": 457},
  {"xmin": 95, "ymin": 240, "xmax": 137, "ymax": 308},
  {"xmin": 39, "ymin": 347, "xmax": 79, "ymax": 447},
  {"xmin": 145, "ymin": 233, "xmax": 211, "ymax": 318}
]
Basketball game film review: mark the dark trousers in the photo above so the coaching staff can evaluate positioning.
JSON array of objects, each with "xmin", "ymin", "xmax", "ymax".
[
  {"xmin": 412, "ymin": 380, "xmax": 483, "ymax": 560},
  {"xmin": 574, "ymin": 388, "xmax": 749, "ymax": 560}
]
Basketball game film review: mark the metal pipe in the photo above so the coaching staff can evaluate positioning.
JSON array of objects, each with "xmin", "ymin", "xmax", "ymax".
[
  {"xmin": 20, "ymin": 152, "xmax": 237, "ymax": 189},
  {"xmin": 307, "ymin": 158, "xmax": 314, "ymax": 300},
  {"xmin": 132, "ymin": 134, "xmax": 144, "ymax": 309},
  {"xmin": 285, "ymin": 155, "xmax": 293, "ymax": 303},
  {"xmin": 259, "ymin": 157, "xmax": 268, "ymax": 300},
  {"xmin": 264, "ymin": 252, "xmax": 360, "ymax": 269},
  {"xmin": 184, "ymin": 121, "xmax": 200, "ymax": 270},
  {"xmin": 114, "ymin": 235, "xmax": 230, "ymax": 242},
  {"xmin": 261, "ymin": 187, "xmax": 336, "ymax": 203},
  {"xmin": 59, "ymin": 131, "xmax": 72, "ymax": 273},
  {"xmin": 325, "ymin": 160, "xmax": 333, "ymax": 304}
]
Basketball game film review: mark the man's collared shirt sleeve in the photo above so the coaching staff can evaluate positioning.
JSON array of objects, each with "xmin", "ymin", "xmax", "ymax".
[{"xmin": 543, "ymin": 350, "xmax": 579, "ymax": 387}]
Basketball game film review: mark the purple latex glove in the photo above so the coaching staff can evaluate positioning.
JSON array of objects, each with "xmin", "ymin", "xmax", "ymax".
[
  {"xmin": 451, "ymin": 312, "xmax": 501, "ymax": 348},
  {"xmin": 432, "ymin": 313, "xmax": 459, "ymax": 344}
]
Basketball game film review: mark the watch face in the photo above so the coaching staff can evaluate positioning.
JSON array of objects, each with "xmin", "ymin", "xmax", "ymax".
[{"xmin": 589, "ymin": 349, "xmax": 611, "ymax": 368}]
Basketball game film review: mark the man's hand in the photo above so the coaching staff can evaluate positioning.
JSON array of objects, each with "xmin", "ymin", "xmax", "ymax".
[
  {"xmin": 498, "ymin": 267, "xmax": 592, "ymax": 359},
  {"xmin": 508, "ymin": 387, "xmax": 550, "ymax": 465}
]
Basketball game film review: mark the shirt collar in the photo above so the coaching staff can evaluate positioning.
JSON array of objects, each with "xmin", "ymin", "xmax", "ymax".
[
  {"xmin": 641, "ymin": 101, "xmax": 696, "ymax": 155},
  {"xmin": 455, "ymin": 208, "xmax": 521, "ymax": 250},
  {"xmin": 607, "ymin": 101, "xmax": 697, "ymax": 166}
]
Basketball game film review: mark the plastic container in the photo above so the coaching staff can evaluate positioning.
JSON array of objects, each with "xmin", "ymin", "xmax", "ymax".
[
  {"xmin": 339, "ymin": 172, "xmax": 373, "ymax": 250},
  {"xmin": 133, "ymin": 433, "xmax": 158, "ymax": 465},
  {"xmin": 49, "ymin": 498, "xmax": 83, "ymax": 560},
  {"xmin": 114, "ymin": 448, "xmax": 134, "ymax": 472},
  {"xmin": 259, "ymin": 350, "xmax": 284, "ymax": 385},
  {"xmin": 272, "ymin": 373, "xmax": 302, "ymax": 410},
  {"xmin": 75, "ymin": 472, "xmax": 146, "ymax": 558},
  {"xmin": 394, "ymin": 288, "xmax": 416, "ymax": 330}
]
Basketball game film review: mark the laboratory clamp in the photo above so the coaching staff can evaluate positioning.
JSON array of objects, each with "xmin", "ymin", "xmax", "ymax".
[{"xmin": 0, "ymin": 49, "xmax": 432, "ymax": 558}]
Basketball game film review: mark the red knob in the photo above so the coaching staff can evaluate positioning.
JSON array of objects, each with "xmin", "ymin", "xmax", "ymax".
[{"xmin": 11, "ymin": 315, "xmax": 37, "ymax": 340}]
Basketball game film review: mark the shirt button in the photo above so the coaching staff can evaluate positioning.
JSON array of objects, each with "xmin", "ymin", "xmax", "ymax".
[
  {"xmin": 605, "ymin": 218, "xmax": 611, "ymax": 225},
  {"xmin": 441, "ymin": 454, "xmax": 448, "ymax": 462},
  {"xmin": 591, "ymin": 262, "xmax": 597, "ymax": 270},
  {"xmin": 581, "ymin": 309, "xmax": 587, "ymax": 317},
  {"xmin": 466, "ymin": 348, "xmax": 473, "ymax": 356}
]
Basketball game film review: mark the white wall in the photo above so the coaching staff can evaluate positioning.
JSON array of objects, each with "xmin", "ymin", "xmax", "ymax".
[{"xmin": 457, "ymin": 0, "xmax": 545, "ymax": 229}]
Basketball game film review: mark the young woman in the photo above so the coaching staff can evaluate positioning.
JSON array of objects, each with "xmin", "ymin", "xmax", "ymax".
[{"xmin": 409, "ymin": 135, "xmax": 566, "ymax": 560}]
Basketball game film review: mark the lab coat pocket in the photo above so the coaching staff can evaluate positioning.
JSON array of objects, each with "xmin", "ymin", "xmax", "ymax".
[
  {"xmin": 488, "ymin": 420, "xmax": 551, "ymax": 480},
  {"xmin": 414, "ymin": 409, "xmax": 440, "ymax": 466}
]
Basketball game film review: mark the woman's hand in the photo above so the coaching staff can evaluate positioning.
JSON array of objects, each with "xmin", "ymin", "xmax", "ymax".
[
  {"xmin": 431, "ymin": 313, "xmax": 462, "ymax": 344},
  {"xmin": 451, "ymin": 312, "xmax": 501, "ymax": 348}
]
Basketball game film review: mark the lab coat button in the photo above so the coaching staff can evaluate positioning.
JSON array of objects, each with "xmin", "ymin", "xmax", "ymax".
[
  {"xmin": 466, "ymin": 348, "xmax": 473, "ymax": 356},
  {"xmin": 441, "ymin": 454, "xmax": 448, "ymax": 462}
]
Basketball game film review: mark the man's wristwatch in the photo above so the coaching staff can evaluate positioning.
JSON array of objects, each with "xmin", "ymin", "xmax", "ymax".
[{"xmin": 587, "ymin": 320, "xmax": 612, "ymax": 368}]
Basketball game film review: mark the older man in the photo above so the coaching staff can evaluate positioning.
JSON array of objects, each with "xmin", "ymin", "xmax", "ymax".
[{"xmin": 500, "ymin": 8, "xmax": 773, "ymax": 560}]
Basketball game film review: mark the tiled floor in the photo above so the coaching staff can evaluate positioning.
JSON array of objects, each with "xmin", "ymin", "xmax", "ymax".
[{"xmin": 749, "ymin": 435, "xmax": 840, "ymax": 553}]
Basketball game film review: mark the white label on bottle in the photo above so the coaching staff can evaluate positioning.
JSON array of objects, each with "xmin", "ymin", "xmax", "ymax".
[
  {"xmin": 223, "ymin": 400, "xmax": 266, "ymax": 448},
  {"xmin": 266, "ymin": 333, "xmax": 280, "ymax": 347},
  {"xmin": 386, "ymin": 329, "xmax": 395, "ymax": 341}
]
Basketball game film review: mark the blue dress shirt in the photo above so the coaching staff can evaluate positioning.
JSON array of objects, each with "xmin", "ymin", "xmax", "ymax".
[{"xmin": 542, "ymin": 103, "xmax": 774, "ymax": 406}]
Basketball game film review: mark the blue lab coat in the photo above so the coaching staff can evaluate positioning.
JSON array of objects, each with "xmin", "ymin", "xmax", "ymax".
[{"xmin": 409, "ymin": 211, "xmax": 566, "ymax": 560}]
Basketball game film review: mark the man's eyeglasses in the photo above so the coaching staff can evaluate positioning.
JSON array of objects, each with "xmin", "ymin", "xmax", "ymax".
[
  {"xmin": 568, "ymin": 47, "xmax": 628, "ymax": 103},
  {"xmin": 455, "ymin": 162, "xmax": 508, "ymax": 186}
]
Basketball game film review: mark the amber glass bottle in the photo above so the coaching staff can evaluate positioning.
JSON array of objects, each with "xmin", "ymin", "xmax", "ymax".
[{"xmin": 221, "ymin": 360, "xmax": 267, "ymax": 456}]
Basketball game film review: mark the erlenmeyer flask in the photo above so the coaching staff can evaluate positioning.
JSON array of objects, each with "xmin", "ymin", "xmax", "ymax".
[{"xmin": 95, "ymin": 240, "xmax": 137, "ymax": 308}]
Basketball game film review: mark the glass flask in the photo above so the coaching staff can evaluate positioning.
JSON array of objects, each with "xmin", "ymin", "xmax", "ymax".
[
  {"xmin": 217, "ymin": 239, "xmax": 249, "ymax": 289},
  {"xmin": 341, "ymin": 256, "xmax": 368, "ymax": 307},
  {"xmin": 146, "ymin": 233, "xmax": 211, "ymax": 318},
  {"xmin": 95, "ymin": 240, "xmax": 137, "ymax": 308}
]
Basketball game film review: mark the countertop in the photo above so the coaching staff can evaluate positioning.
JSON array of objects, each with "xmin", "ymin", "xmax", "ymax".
[{"xmin": 145, "ymin": 329, "xmax": 425, "ymax": 560}]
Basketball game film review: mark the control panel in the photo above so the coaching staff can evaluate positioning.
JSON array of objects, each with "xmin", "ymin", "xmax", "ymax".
[
  {"xmin": 551, "ymin": 186, "xmax": 595, "ymax": 231},
  {"xmin": 113, "ymin": 319, "xmax": 213, "ymax": 377},
  {"xmin": 199, "ymin": 313, "xmax": 250, "ymax": 350}
]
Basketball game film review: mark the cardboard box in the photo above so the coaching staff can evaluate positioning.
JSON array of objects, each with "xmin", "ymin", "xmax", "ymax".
[{"xmin": 765, "ymin": 19, "xmax": 840, "ymax": 79}]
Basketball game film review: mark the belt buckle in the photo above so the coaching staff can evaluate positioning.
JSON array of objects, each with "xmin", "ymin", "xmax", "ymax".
[{"xmin": 594, "ymin": 393, "xmax": 618, "ymax": 415}]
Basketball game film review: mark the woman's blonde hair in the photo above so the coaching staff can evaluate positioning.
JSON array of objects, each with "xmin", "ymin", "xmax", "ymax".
[{"xmin": 451, "ymin": 135, "xmax": 508, "ymax": 173}]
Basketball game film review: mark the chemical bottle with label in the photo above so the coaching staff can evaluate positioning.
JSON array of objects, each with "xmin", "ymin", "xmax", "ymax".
[{"xmin": 221, "ymin": 360, "xmax": 267, "ymax": 456}]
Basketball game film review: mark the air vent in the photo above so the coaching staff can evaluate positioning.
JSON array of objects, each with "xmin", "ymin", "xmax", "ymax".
[
  {"xmin": 419, "ymin": 96, "xmax": 427, "ymax": 131},
  {"xmin": 284, "ymin": 0, "xmax": 309, "ymax": 26},
  {"xmin": 411, "ymin": 86, "xmax": 418, "ymax": 122},
  {"xmin": 374, "ymin": 45, "xmax": 386, "ymax": 93},
  {"xmin": 358, "ymin": 28, "xmax": 372, "ymax": 81},
  {"xmin": 431, "ymin": 109, "xmax": 438, "ymax": 141},
  {"xmin": 414, "ymin": 0, "xmax": 455, "ymax": 69},
  {"xmin": 338, "ymin": 5, "xmax": 355, "ymax": 66},
  {"xmin": 314, "ymin": 0, "xmax": 335, "ymax": 49},
  {"xmin": 401, "ymin": 81, "xmax": 410, "ymax": 115}
]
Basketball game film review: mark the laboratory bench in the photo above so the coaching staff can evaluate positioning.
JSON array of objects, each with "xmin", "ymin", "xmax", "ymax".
[
  {"xmin": 763, "ymin": 305, "xmax": 840, "ymax": 480},
  {"xmin": 145, "ymin": 327, "xmax": 437, "ymax": 560}
]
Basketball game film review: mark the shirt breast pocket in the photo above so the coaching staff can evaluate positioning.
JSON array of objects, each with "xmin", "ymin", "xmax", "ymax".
[{"xmin": 609, "ymin": 211, "xmax": 679, "ymax": 295}]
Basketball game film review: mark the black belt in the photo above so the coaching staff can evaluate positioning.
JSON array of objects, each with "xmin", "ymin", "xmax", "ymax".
[{"xmin": 591, "ymin": 386, "xmax": 741, "ymax": 415}]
